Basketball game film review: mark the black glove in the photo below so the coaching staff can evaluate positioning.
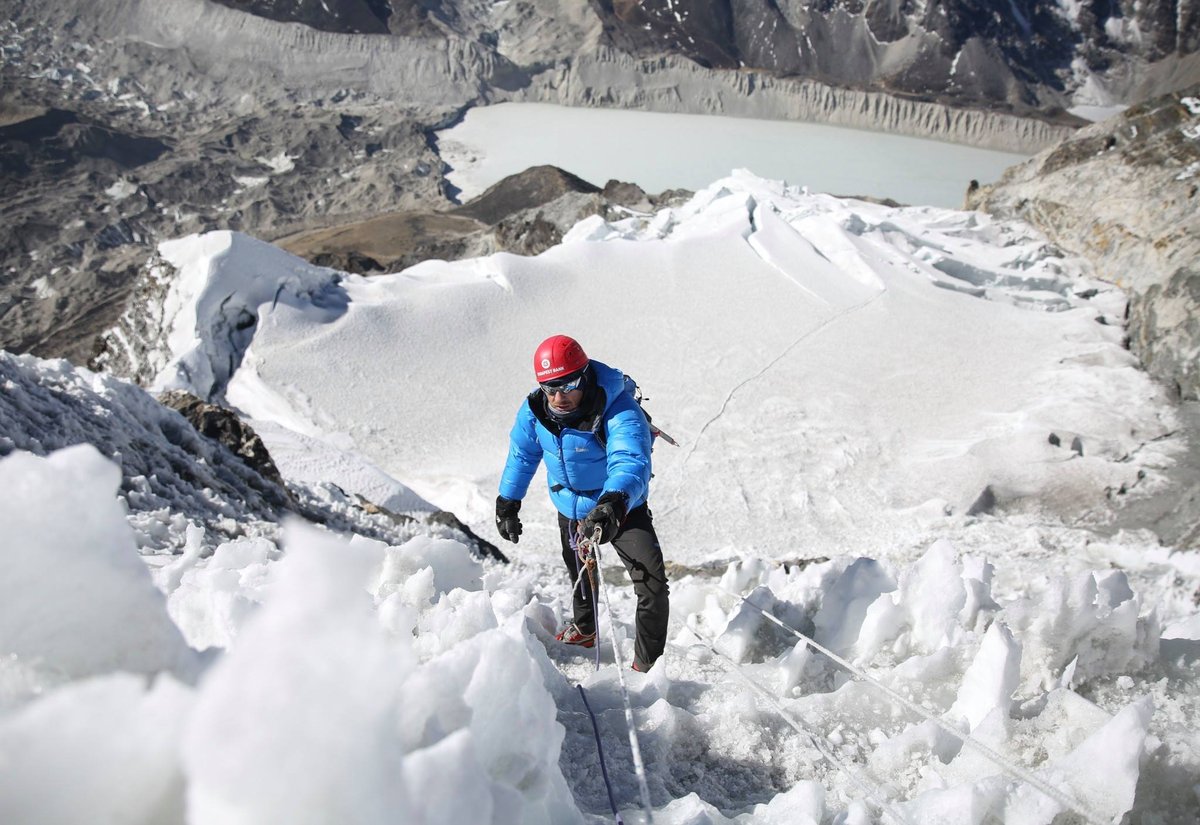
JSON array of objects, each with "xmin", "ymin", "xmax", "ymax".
[
  {"xmin": 495, "ymin": 496, "xmax": 522, "ymax": 543},
  {"xmin": 582, "ymin": 491, "xmax": 628, "ymax": 544}
]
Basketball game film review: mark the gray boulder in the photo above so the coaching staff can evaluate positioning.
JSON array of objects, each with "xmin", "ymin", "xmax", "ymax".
[{"xmin": 967, "ymin": 86, "xmax": 1200, "ymax": 400}]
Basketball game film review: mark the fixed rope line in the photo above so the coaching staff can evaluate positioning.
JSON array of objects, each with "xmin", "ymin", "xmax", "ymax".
[
  {"xmin": 569, "ymin": 527, "xmax": 620, "ymax": 820},
  {"xmin": 580, "ymin": 526, "xmax": 656, "ymax": 825},
  {"xmin": 578, "ymin": 684, "xmax": 626, "ymax": 825},
  {"xmin": 710, "ymin": 583, "xmax": 1109, "ymax": 825},
  {"xmin": 681, "ymin": 625, "xmax": 914, "ymax": 825}
]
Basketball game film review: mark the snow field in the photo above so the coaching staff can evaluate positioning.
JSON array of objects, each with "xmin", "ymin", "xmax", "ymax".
[
  {"xmin": 0, "ymin": 448, "xmax": 580, "ymax": 825},
  {"xmin": 146, "ymin": 172, "xmax": 1176, "ymax": 565},
  {"xmin": 2, "ymin": 170, "xmax": 1199, "ymax": 822},
  {"xmin": 0, "ymin": 444, "xmax": 1183, "ymax": 823}
]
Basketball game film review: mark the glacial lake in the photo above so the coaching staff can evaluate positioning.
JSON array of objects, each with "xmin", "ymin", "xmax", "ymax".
[{"xmin": 436, "ymin": 102, "xmax": 1031, "ymax": 209}]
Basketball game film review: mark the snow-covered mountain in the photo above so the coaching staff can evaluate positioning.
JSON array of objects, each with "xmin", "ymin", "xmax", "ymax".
[
  {"xmin": 5, "ymin": 171, "xmax": 1198, "ymax": 823},
  {"xmin": 2, "ymin": 4, "xmax": 1199, "ymax": 819},
  {"xmin": 0, "ymin": 0, "xmax": 1128, "ymax": 368}
]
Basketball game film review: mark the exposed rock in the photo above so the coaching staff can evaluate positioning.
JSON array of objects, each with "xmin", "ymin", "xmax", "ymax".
[
  {"xmin": 0, "ymin": 107, "xmax": 169, "ymax": 180},
  {"xmin": 966, "ymin": 485, "xmax": 997, "ymax": 516},
  {"xmin": 1099, "ymin": 402, "xmax": 1200, "ymax": 549},
  {"xmin": 198, "ymin": 0, "xmax": 1200, "ymax": 113},
  {"xmin": 0, "ymin": 0, "xmax": 1090, "ymax": 370},
  {"xmin": 966, "ymin": 86, "xmax": 1200, "ymax": 400},
  {"xmin": 1130, "ymin": 268, "xmax": 1200, "ymax": 399},
  {"xmin": 602, "ymin": 179, "xmax": 654, "ymax": 212},
  {"xmin": 453, "ymin": 164, "xmax": 600, "ymax": 225},
  {"xmin": 157, "ymin": 390, "xmax": 289, "ymax": 494},
  {"xmin": 279, "ymin": 164, "xmax": 692, "ymax": 271},
  {"xmin": 1, "ymin": 0, "xmax": 1194, "ymax": 374},
  {"xmin": 355, "ymin": 494, "xmax": 509, "ymax": 563},
  {"xmin": 209, "ymin": 0, "xmax": 397, "ymax": 34},
  {"xmin": 0, "ymin": 93, "xmax": 449, "ymax": 365},
  {"xmin": 427, "ymin": 510, "xmax": 508, "ymax": 563},
  {"xmin": 276, "ymin": 211, "xmax": 487, "ymax": 274}
]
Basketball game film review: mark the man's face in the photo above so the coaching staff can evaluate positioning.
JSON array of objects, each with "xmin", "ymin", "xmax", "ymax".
[
  {"xmin": 540, "ymin": 371, "xmax": 585, "ymax": 414},
  {"xmin": 545, "ymin": 385, "xmax": 584, "ymax": 414}
]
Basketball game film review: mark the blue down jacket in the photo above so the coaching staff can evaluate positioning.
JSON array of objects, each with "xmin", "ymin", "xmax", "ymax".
[{"xmin": 499, "ymin": 360, "xmax": 653, "ymax": 520}]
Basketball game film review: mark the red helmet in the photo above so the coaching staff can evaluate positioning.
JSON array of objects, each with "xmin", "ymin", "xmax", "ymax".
[{"xmin": 533, "ymin": 335, "xmax": 589, "ymax": 381}]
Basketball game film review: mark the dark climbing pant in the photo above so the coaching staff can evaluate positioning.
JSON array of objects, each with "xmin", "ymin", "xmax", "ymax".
[{"xmin": 559, "ymin": 503, "xmax": 670, "ymax": 671}]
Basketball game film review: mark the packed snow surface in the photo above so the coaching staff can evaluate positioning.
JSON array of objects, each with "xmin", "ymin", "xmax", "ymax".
[
  {"xmin": 3, "ymin": 172, "xmax": 1200, "ymax": 823},
  {"xmin": 437, "ymin": 103, "xmax": 1030, "ymax": 208}
]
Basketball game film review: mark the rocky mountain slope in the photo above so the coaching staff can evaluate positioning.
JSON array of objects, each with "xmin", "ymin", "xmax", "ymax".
[
  {"xmin": 211, "ymin": 0, "xmax": 1200, "ymax": 112},
  {"xmin": 967, "ymin": 85, "xmax": 1200, "ymax": 403},
  {"xmin": 0, "ymin": 350, "xmax": 504, "ymax": 559},
  {"xmin": 3, "ymin": 0, "xmax": 1198, "ymax": 379},
  {"xmin": 0, "ymin": 0, "xmax": 1077, "ymax": 369},
  {"xmin": 275, "ymin": 165, "xmax": 691, "ymax": 272}
]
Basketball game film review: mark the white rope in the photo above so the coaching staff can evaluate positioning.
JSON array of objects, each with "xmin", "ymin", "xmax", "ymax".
[
  {"xmin": 681, "ymin": 625, "xmax": 914, "ymax": 825},
  {"xmin": 710, "ymin": 583, "xmax": 1110, "ymax": 825},
  {"xmin": 580, "ymin": 527, "xmax": 656, "ymax": 825}
]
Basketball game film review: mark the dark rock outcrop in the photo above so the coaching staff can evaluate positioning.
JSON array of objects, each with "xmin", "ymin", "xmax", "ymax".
[
  {"xmin": 427, "ymin": 510, "xmax": 508, "ymax": 563},
  {"xmin": 279, "ymin": 165, "xmax": 691, "ymax": 272},
  {"xmin": 453, "ymin": 165, "xmax": 601, "ymax": 225},
  {"xmin": 0, "ymin": 108, "xmax": 170, "ymax": 182},
  {"xmin": 158, "ymin": 390, "xmax": 289, "ymax": 493}
]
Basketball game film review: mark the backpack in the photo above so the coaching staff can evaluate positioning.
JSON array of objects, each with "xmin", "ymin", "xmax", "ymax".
[{"xmin": 596, "ymin": 375, "xmax": 679, "ymax": 449}]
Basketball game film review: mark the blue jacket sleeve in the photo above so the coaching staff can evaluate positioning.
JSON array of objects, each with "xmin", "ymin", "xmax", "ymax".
[
  {"xmin": 601, "ymin": 398, "xmax": 653, "ymax": 505},
  {"xmin": 498, "ymin": 402, "xmax": 543, "ymax": 501}
]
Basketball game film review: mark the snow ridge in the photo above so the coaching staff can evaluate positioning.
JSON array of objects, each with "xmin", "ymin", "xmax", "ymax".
[{"xmin": 3, "ymin": 171, "xmax": 1199, "ymax": 823}]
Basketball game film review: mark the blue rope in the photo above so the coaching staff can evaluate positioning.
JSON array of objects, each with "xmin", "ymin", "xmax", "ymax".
[{"xmin": 578, "ymin": 684, "xmax": 624, "ymax": 825}]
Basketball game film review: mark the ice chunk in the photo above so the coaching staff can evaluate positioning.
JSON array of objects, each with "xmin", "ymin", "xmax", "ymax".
[
  {"xmin": 165, "ymin": 535, "xmax": 278, "ymax": 650},
  {"xmin": 0, "ymin": 446, "xmax": 196, "ymax": 681},
  {"xmin": 948, "ymin": 621, "xmax": 1021, "ymax": 732},
  {"xmin": 1007, "ymin": 697, "xmax": 1152, "ymax": 823},
  {"xmin": 181, "ymin": 523, "xmax": 412, "ymax": 825},
  {"xmin": 181, "ymin": 522, "xmax": 579, "ymax": 825},
  {"xmin": 813, "ymin": 557, "xmax": 895, "ymax": 655},
  {"xmin": 855, "ymin": 542, "xmax": 968, "ymax": 661},
  {"xmin": 734, "ymin": 779, "xmax": 824, "ymax": 823},
  {"xmin": 714, "ymin": 585, "xmax": 774, "ymax": 663},
  {"xmin": 1162, "ymin": 612, "xmax": 1200, "ymax": 640},
  {"xmin": 899, "ymin": 778, "xmax": 1007, "ymax": 825},
  {"xmin": 373, "ymin": 535, "xmax": 483, "ymax": 604},
  {"xmin": 0, "ymin": 673, "xmax": 192, "ymax": 825},
  {"xmin": 1019, "ymin": 571, "xmax": 1159, "ymax": 688}
]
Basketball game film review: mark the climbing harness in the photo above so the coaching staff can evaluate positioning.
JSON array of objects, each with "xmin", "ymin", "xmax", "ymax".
[
  {"xmin": 707, "ymin": 582, "xmax": 1111, "ymax": 825},
  {"xmin": 568, "ymin": 521, "xmax": 602, "ymax": 670}
]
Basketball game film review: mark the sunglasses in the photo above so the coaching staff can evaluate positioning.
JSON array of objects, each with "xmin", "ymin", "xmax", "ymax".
[{"xmin": 540, "ymin": 374, "xmax": 585, "ymax": 395}]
